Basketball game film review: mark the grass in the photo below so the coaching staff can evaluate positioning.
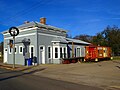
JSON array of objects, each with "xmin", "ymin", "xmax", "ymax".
[{"xmin": 113, "ymin": 56, "xmax": 120, "ymax": 60}]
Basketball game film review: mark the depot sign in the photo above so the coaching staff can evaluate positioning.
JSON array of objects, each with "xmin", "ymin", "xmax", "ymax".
[{"xmin": 9, "ymin": 27, "xmax": 19, "ymax": 36}]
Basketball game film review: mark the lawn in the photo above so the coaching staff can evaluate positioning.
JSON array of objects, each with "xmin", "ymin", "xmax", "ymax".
[{"xmin": 113, "ymin": 56, "xmax": 120, "ymax": 60}]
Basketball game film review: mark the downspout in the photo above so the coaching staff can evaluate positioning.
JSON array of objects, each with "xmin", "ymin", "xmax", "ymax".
[
  {"xmin": 34, "ymin": 22, "xmax": 39, "ymax": 65},
  {"xmin": 52, "ymin": 42, "xmax": 53, "ymax": 64},
  {"xmin": 72, "ymin": 41, "xmax": 74, "ymax": 58}
]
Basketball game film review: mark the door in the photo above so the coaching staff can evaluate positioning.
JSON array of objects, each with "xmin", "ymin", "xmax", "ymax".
[
  {"xmin": 89, "ymin": 47, "xmax": 96, "ymax": 59},
  {"xmin": 39, "ymin": 46, "xmax": 45, "ymax": 64},
  {"xmin": 29, "ymin": 46, "xmax": 34, "ymax": 58},
  {"xmin": 4, "ymin": 48, "xmax": 8, "ymax": 63}
]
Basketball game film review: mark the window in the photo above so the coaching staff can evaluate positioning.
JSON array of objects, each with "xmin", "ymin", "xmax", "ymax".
[
  {"xmin": 64, "ymin": 48, "xmax": 66, "ymax": 58},
  {"xmin": 48, "ymin": 47, "xmax": 51, "ymax": 58},
  {"xmin": 15, "ymin": 46, "xmax": 17, "ymax": 54},
  {"xmin": 60, "ymin": 47, "xmax": 62, "ymax": 58},
  {"xmin": 55, "ymin": 47, "xmax": 58, "ymax": 58},
  {"xmin": 9, "ymin": 47, "xmax": 12, "ymax": 54},
  {"xmin": 5, "ymin": 49, "xmax": 7, "ymax": 51},
  {"xmin": 31, "ymin": 47, "xmax": 33, "ymax": 52},
  {"xmin": 20, "ymin": 47, "xmax": 22, "ymax": 52},
  {"xmin": 76, "ymin": 48, "xmax": 81, "ymax": 57},
  {"xmin": 19, "ymin": 46, "xmax": 23, "ymax": 54},
  {"xmin": 10, "ymin": 48, "xmax": 11, "ymax": 53},
  {"xmin": 31, "ymin": 47, "xmax": 34, "ymax": 58},
  {"xmin": 40, "ymin": 47, "xmax": 43, "ymax": 50},
  {"xmin": 15, "ymin": 47, "xmax": 16, "ymax": 52}
]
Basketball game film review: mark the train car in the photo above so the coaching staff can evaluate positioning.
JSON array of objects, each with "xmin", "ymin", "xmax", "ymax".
[
  {"xmin": 62, "ymin": 44, "xmax": 112, "ymax": 64},
  {"xmin": 85, "ymin": 44, "xmax": 112, "ymax": 61}
]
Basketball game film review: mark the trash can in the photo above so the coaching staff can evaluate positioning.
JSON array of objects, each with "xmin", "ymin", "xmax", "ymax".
[
  {"xmin": 33, "ymin": 57, "xmax": 37, "ymax": 63},
  {"xmin": 27, "ymin": 58, "xmax": 32, "ymax": 66},
  {"xmin": 33, "ymin": 56, "xmax": 37, "ymax": 65}
]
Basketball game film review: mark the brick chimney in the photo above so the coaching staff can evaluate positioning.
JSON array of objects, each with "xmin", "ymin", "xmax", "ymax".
[{"xmin": 40, "ymin": 17, "xmax": 46, "ymax": 24}]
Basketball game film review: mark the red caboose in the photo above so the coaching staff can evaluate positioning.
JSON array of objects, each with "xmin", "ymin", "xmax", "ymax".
[{"xmin": 85, "ymin": 44, "xmax": 112, "ymax": 61}]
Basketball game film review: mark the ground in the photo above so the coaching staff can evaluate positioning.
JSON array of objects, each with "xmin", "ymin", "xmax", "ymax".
[
  {"xmin": 23, "ymin": 60, "xmax": 120, "ymax": 90},
  {"xmin": 0, "ymin": 60, "xmax": 120, "ymax": 90},
  {"xmin": 0, "ymin": 68, "xmax": 102, "ymax": 90}
]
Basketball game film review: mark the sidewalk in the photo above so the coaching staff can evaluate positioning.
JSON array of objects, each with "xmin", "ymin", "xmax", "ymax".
[{"xmin": 0, "ymin": 61, "xmax": 31, "ymax": 71}]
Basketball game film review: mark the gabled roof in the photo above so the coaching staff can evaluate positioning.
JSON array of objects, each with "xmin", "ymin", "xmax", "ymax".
[
  {"xmin": 66, "ymin": 38, "xmax": 90, "ymax": 45},
  {"xmin": 52, "ymin": 37, "xmax": 90, "ymax": 45},
  {"xmin": 2, "ymin": 21, "xmax": 67, "ymax": 34},
  {"xmin": 51, "ymin": 37, "xmax": 68, "ymax": 43}
]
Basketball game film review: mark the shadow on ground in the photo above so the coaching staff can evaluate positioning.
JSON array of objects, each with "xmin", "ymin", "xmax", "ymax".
[{"xmin": 0, "ymin": 68, "xmax": 46, "ymax": 81}]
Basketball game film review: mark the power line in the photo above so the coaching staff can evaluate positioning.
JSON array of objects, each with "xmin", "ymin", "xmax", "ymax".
[
  {"xmin": 2, "ymin": 0, "xmax": 49, "ymax": 22},
  {"xmin": 0, "ymin": 0, "xmax": 53, "ymax": 27},
  {"xmin": 0, "ymin": 22, "xmax": 10, "ymax": 27},
  {"xmin": 14, "ymin": 0, "xmax": 52, "ymax": 18}
]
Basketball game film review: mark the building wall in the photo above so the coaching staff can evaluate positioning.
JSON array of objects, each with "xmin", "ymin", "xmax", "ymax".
[
  {"xmin": 53, "ymin": 43, "xmax": 67, "ymax": 64},
  {"xmin": 3, "ymin": 29, "xmax": 37, "ymax": 65},
  {"xmin": 36, "ymin": 27, "xmax": 67, "ymax": 64},
  {"xmin": 37, "ymin": 34, "xmax": 53, "ymax": 64},
  {"xmin": 37, "ymin": 31, "xmax": 65, "ymax": 64},
  {"xmin": 3, "ymin": 26, "xmax": 88, "ymax": 65},
  {"xmin": 67, "ymin": 44, "xmax": 86, "ymax": 58},
  {"xmin": 3, "ymin": 26, "xmax": 67, "ymax": 65}
]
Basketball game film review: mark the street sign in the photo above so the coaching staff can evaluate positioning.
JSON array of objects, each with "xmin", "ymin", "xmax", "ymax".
[
  {"xmin": 9, "ymin": 27, "xmax": 19, "ymax": 69},
  {"xmin": 9, "ymin": 39, "xmax": 13, "ymax": 48},
  {"xmin": 9, "ymin": 27, "xmax": 19, "ymax": 36}
]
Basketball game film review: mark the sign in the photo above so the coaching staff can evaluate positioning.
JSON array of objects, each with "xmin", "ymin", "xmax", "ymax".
[
  {"xmin": 8, "ymin": 27, "xmax": 19, "ymax": 69},
  {"xmin": 9, "ymin": 27, "xmax": 19, "ymax": 36},
  {"xmin": 9, "ymin": 39, "xmax": 13, "ymax": 48}
]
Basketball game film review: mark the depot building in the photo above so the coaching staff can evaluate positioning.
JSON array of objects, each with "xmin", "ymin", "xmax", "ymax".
[{"xmin": 2, "ymin": 18, "xmax": 90, "ymax": 65}]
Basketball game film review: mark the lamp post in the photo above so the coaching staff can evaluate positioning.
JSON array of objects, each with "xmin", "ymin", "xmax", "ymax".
[{"xmin": 9, "ymin": 27, "xmax": 19, "ymax": 69}]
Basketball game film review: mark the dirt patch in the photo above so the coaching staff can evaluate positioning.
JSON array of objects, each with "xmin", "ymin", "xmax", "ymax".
[{"xmin": 31, "ymin": 60, "xmax": 120, "ymax": 90}]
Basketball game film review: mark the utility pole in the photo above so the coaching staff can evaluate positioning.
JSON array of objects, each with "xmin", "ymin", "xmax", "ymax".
[{"xmin": 72, "ymin": 41, "xmax": 74, "ymax": 58}]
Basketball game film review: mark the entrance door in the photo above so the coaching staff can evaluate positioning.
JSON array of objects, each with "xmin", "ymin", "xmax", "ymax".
[
  {"xmin": 4, "ymin": 48, "xmax": 8, "ymax": 63},
  {"xmin": 39, "ymin": 46, "xmax": 45, "ymax": 64},
  {"xmin": 29, "ymin": 46, "xmax": 34, "ymax": 58}
]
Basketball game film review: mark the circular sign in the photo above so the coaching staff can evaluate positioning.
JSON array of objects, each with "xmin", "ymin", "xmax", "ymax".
[{"xmin": 9, "ymin": 27, "xmax": 19, "ymax": 36}]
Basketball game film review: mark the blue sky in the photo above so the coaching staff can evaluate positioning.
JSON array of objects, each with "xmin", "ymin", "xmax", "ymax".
[{"xmin": 0, "ymin": 0, "xmax": 120, "ymax": 42}]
